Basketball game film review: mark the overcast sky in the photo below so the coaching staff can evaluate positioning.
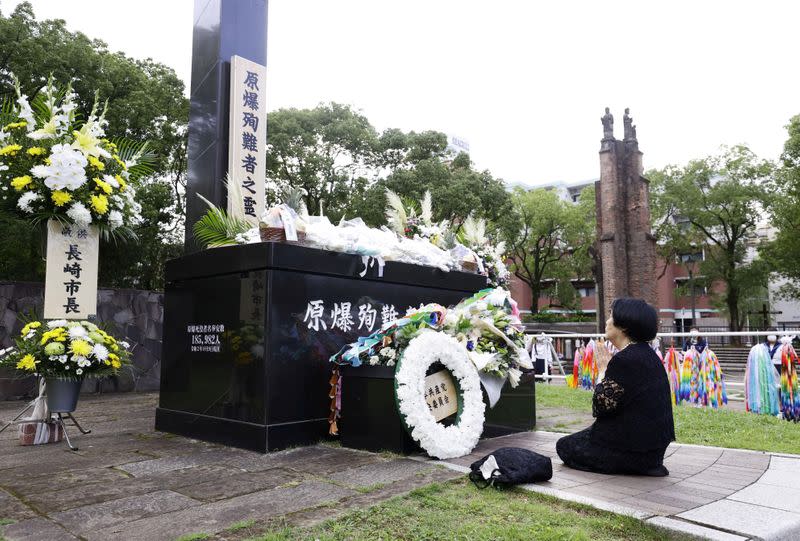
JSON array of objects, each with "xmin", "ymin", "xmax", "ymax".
[{"xmin": 7, "ymin": 0, "xmax": 799, "ymax": 186}]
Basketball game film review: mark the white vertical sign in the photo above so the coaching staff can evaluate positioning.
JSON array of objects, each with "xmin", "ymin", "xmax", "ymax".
[
  {"xmin": 228, "ymin": 55, "xmax": 267, "ymax": 227},
  {"xmin": 43, "ymin": 220, "xmax": 99, "ymax": 320}
]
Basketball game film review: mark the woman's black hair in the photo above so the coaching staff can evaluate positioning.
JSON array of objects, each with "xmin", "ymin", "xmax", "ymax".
[{"xmin": 611, "ymin": 298, "xmax": 658, "ymax": 342}]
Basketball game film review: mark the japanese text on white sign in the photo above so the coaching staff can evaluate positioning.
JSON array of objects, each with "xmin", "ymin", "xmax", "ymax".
[
  {"xmin": 228, "ymin": 55, "xmax": 266, "ymax": 226},
  {"xmin": 43, "ymin": 220, "xmax": 99, "ymax": 320}
]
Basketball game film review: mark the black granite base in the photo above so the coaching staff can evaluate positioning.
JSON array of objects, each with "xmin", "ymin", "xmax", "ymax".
[
  {"xmin": 157, "ymin": 242, "xmax": 487, "ymax": 453},
  {"xmin": 338, "ymin": 365, "xmax": 420, "ymax": 454},
  {"xmin": 482, "ymin": 372, "xmax": 537, "ymax": 438},
  {"xmin": 338, "ymin": 365, "xmax": 536, "ymax": 455}
]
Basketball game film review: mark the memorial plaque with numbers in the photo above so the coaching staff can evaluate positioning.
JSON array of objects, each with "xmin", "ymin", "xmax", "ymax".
[{"xmin": 156, "ymin": 242, "xmax": 487, "ymax": 452}]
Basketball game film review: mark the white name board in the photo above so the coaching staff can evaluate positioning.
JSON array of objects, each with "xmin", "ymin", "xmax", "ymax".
[
  {"xmin": 228, "ymin": 55, "xmax": 267, "ymax": 226},
  {"xmin": 43, "ymin": 220, "xmax": 99, "ymax": 320},
  {"xmin": 424, "ymin": 369, "xmax": 458, "ymax": 422}
]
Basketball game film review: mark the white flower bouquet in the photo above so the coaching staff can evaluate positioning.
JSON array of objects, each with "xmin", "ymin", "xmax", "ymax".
[
  {"xmin": 0, "ymin": 75, "xmax": 153, "ymax": 236},
  {"xmin": 0, "ymin": 319, "xmax": 131, "ymax": 380}
]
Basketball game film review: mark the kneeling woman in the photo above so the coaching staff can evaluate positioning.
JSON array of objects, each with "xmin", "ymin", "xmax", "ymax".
[{"xmin": 557, "ymin": 298, "xmax": 675, "ymax": 476}]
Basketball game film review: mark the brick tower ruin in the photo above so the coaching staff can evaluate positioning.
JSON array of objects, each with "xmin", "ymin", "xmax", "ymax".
[{"xmin": 594, "ymin": 108, "xmax": 658, "ymax": 328}]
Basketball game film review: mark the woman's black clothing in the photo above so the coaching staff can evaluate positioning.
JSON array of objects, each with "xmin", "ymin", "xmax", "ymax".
[
  {"xmin": 556, "ymin": 427, "xmax": 667, "ymax": 475},
  {"xmin": 557, "ymin": 342, "xmax": 675, "ymax": 475}
]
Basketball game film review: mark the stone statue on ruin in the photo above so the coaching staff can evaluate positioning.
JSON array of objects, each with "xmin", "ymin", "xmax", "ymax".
[
  {"xmin": 601, "ymin": 107, "xmax": 614, "ymax": 140},
  {"xmin": 623, "ymin": 107, "xmax": 637, "ymax": 141}
]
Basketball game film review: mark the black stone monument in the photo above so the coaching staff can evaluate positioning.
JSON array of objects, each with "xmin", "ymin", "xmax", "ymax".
[
  {"xmin": 185, "ymin": 0, "xmax": 268, "ymax": 252},
  {"xmin": 155, "ymin": 243, "xmax": 487, "ymax": 452}
]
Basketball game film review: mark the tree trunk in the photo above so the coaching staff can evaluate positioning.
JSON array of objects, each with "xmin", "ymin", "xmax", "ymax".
[
  {"xmin": 529, "ymin": 284, "xmax": 539, "ymax": 315},
  {"xmin": 727, "ymin": 286, "xmax": 741, "ymax": 345}
]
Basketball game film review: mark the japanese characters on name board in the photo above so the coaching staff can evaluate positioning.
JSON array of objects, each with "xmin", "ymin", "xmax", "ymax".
[
  {"xmin": 43, "ymin": 219, "xmax": 99, "ymax": 320},
  {"xmin": 424, "ymin": 369, "xmax": 459, "ymax": 421},
  {"xmin": 239, "ymin": 273, "xmax": 266, "ymax": 324},
  {"xmin": 228, "ymin": 55, "xmax": 266, "ymax": 227}
]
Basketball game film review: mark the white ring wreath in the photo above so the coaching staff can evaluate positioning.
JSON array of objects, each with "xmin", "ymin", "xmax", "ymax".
[{"xmin": 394, "ymin": 329, "xmax": 485, "ymax": 459}]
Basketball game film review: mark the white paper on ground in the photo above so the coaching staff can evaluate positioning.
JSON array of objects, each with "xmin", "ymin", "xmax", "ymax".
[{"xmin": 480, "ymin": 455, "xmax": 500, "ymax": 480}]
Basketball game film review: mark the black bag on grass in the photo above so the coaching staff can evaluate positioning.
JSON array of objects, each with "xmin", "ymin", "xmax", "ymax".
[{"xmin": 468, "ymin": 447, "xmax": 553, "ymax": 489}]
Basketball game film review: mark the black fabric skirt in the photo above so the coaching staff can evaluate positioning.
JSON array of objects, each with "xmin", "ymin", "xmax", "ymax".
[{"xmin": 556, "ymin": 427, "xmax": 668, "ymax": 476}]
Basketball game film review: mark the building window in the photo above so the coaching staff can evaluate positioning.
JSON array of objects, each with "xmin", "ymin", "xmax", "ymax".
[
  {"xmin": 675, "ymin": 279, "xmax": 707, "ymax": 297},
  {"xmin": 577, "ymin": 286, "xmax": 596, "ymax": 298},
  {"xmin": 677, "ymin": 251, "xmax": 704, "ymax": 264}
]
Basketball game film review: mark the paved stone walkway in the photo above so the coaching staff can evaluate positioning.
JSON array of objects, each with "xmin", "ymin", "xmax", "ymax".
[
  {"xmin": 0, "ymin": 393, "xmax": 459, "ymax": 541},
  {"xmin": 1, "ymin": 392, "xmax": 797, "ymax": 541},
  {"xmin": 440, "ymin": 432, "xmax": 800, "ymax": 541}
]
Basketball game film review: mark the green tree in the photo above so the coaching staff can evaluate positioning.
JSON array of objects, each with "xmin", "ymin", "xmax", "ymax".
[
  {"xmin": 649, "ymin": 146, "xmax": 774, "ymax": 332},
  {"xmin": 354, "ymin": 152, "xmax": 512, "ymax": 229},
  {"xmin": 265, "ymin": 103, "xmax": 378, "ymax": 220},
  {"xmin": 501, "ymin": 186, "xmax": 595, "ymax": 313},
  {"xmin": 762, "ymin": 114, "xmax": 800, "ymax": 300},
  {"xmin": 0, "ymin": 2, "xmax": 189, "ymax": 290}
]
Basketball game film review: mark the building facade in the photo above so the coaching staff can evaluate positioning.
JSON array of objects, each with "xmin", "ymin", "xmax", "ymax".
[{"xmin": 509, "ymin": 177, "xmax": 726, "ymax": 330}]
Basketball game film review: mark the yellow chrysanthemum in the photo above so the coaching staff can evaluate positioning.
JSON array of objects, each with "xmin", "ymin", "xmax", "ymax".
[
  {"xmin": 40, "ymin": 327, "xmax": 67, "ymax": 345},
  {"xmin": 115, "ymin": 175, "xmax": 127, "ymax": 191},
  {"xmin": 90, "ymin": 194, "xmax": 109, "ymax": 215},
  {"xmin": 88, "ymin": 155, "xmax": 105, "ymax": 171},
  {"xmin": 27, "ymin": 147, "xmax": 46, "ymax": 156},
  {"xmin": 94, "ymin": 177, "xmax": 112, "ymax": 194},
  {"xmin": 0, "ymin": 144, "xmax": 22, "ymax": 156},
  {"xmin": 4, "ymin": 121, "xmax": 27, "ymax": 130},
  {"xmin": 113, "ymin": 155, "xmax": 127, "ymax": 170},
  {"xmin": 111, "ymin": 359, "xmax": 121, "ymax": 369},
  {"xmin": 16, "ymin": 354, "xmax": 37, "ymax": 371},
  {"xmin": 111, "ymin": 343, "xmax": 119, "ymax": 352},
  {"xmin": 52, "ymin": 190, "xmax": 72, "ymax": 207},
  {"xmin": 70, "ymin": 339, "xmax": 92, "ymax": 357},
  {"xmin": 20, "ymin": 321, "xmax": 42, "ymax": 337},
  {"xmin": 11, "ymin": 175, "xmax": 33, "ymax": 191},
  {"xmin": 104, "ymin": 360, "xmax": 111, "ymax": 366}
]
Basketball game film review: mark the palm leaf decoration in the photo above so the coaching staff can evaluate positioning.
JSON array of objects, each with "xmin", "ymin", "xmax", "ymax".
[
  {"xmin": 112, "ymin": 138, "xmax": 157, "ymax": 182},
  {"xmin": 0, "ymin": 96, "xmax": 16, "ymax": 126},
  {"xmin": 385, "ymin": 189, "xmax": 408, "ymax": 235},
  {"xmin": 193, "ymin": 176, "xmax": 251, "ymax": 249}
]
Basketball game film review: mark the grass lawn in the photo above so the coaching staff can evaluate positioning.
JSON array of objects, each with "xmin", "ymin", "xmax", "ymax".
[
  {"xmin": 536, "ymin": 383, "xmax": 800, "ymax": 455},
  {"xmin": 249, "ymin": 479, "xmax": 691, "ymax": 541}
]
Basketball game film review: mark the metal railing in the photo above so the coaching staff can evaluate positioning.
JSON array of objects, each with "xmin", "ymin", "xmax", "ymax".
[
  {"xmin": 527, "ymin": 330, "xmax": 799, "ymax": 395},
  {"xmin": 658, "ymin": 324, "xmax": 800, "ymax": 346}
]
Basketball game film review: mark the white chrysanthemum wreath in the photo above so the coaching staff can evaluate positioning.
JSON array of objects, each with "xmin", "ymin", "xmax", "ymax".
[{"xmin": 394, "ymin": 329, "xmax": 485, "ymax": 459}]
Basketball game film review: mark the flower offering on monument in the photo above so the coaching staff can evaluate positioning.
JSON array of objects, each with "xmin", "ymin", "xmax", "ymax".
[
  {"xmin": 0, "ymin": 319, "xmax": 131, "ymax": 380},
  {"xmin": 457, "ymin": 214, "xmax": 510, "ymax": 288},
  {"xmin": 330, "ymin": 288, "xmax": 529, "ymax": 383},
  {"xmin": 0, "ymin": 75, "xmax": 150, "ymax": 234},
  {"xmin": 442, "ymin": 288, "xmax": 531, "ymax": 384}
]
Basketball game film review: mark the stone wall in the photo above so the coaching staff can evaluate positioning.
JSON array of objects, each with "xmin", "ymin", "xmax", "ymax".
[{"xmin": 0, "ymin": 282, "xmax": 163, "ymax": 400}]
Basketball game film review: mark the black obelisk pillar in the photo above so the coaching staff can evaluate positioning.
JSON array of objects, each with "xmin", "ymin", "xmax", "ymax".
[{"xmin": 184, "ymin": 0, "xmax": 268, "ymax": 251}]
